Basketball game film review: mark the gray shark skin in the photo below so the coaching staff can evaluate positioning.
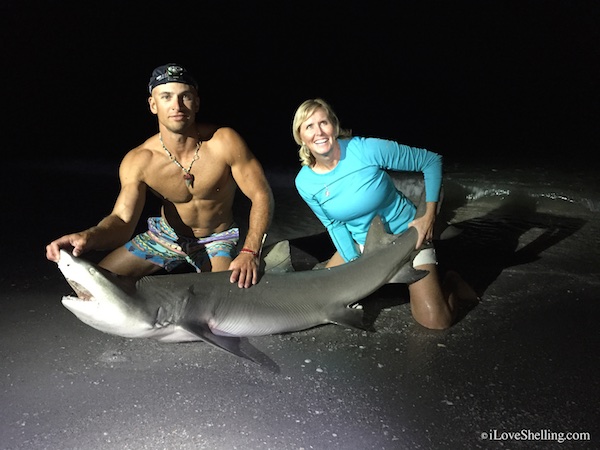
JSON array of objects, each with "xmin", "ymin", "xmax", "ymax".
[{"xmin": 57, "ymin": 216, "xmax": 426, "ymax": 360}]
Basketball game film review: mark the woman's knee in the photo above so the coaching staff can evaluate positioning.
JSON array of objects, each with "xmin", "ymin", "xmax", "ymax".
[
  {"xmin": 412, "ymin": 310, "xmax": 453, "ymax": 330},
  {"xmin": 409, "ymin": 267, "xmax": 453, "ymax": 329}
]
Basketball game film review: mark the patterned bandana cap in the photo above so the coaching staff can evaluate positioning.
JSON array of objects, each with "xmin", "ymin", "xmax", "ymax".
[{"xmin": 148, "ymin": 63, "xmax": 198, "ymax": 94}]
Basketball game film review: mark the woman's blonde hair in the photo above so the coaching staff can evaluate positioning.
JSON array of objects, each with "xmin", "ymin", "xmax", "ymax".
[{"xmin": 292, "ymin": 98, "xmax": 352, "ymax": 167}]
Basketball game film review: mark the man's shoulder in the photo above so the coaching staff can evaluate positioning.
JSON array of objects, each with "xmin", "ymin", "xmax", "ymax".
[
  {"xmin": 202, "ymin": 126, "xmax": 249, "ymax": 162},
  {"xmin": 205, "ymin": 125, "xmax": 240, "ymax": 143},
  {"xmin": 121, "ymin": 136, "xmax": 158, "ymax": 167},
  {"xmin": 197, "ymin": 123, "xmax": 220, "ymax": 141},
  {"xmin": 130, "ymin": 137, "xmax": 156, "ymax": 155}
]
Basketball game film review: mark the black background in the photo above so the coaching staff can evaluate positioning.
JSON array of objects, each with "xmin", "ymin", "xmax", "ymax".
[{"xmin": 2, "ymin": 0, "xmax": 598, "ymax": 170}]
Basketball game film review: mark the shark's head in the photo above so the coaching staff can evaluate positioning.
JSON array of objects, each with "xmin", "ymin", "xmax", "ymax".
[{"xmin": 57, "ymin": 250, "xmax": 153, "ymax": 337}]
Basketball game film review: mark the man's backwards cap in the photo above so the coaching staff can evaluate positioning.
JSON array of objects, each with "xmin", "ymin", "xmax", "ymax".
[{"xmin": 148, "ymin": 63, "xmax": 198, "ymax": 94}]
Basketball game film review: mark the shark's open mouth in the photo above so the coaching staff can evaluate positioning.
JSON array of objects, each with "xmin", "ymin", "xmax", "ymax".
[{"xmin": 66, "ymin": 278, "xmax": 93, "ymax": 301}]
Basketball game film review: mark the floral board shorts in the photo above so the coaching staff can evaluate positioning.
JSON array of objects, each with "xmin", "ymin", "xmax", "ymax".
[{"xmin": 125, "ymin": 217, "xmax": 240, "ymax": 272}]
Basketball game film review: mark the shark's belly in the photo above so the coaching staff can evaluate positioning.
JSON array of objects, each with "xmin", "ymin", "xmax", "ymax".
[
  {"xmin": 150, "ymin": 326, "xmax": 204, "ymax": 343},
  {"xmin": 208, "ymin": 310, "xmax": 327, "ymax": 337}
]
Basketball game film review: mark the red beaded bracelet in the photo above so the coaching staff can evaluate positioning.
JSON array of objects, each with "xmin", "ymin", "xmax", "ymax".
[{"xmin": 240, "ymin": 248, "xmax": 259, "ymax": 258}]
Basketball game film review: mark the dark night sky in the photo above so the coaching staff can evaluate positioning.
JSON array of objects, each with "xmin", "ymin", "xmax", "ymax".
[{"xmin": 2, "ymin": 0, "xmax": 598, "ymax": 169}]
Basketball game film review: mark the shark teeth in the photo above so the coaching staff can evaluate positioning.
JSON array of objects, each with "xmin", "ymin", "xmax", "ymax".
[{"xmin": 66, "ymin": 278, "xmax": 93, "ymax": 301}]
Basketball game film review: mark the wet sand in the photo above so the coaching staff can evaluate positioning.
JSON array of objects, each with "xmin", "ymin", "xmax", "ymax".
[{"xmin": 1, "ymin": 162, "xmax": 598, "ymax": 449}]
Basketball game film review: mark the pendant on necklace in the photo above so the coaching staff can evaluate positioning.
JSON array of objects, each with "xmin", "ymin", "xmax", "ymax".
[
  {"xmin": 159, "ymin": 134, "xmax": 201, "ymax": 190},
  {"xmin": 183, "ymin": 172, "xmax": 194, "ymax": 188}
]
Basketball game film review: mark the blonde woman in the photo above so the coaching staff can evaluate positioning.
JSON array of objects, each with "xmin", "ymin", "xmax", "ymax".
[{"xmin": 292, "ymin": 98, "xmax": 476, "ymax": 329}]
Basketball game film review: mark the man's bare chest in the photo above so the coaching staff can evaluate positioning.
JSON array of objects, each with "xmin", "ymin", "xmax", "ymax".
[{"xmin": 147, "ymin": 162, "xmax": 235, "ymax": 204}]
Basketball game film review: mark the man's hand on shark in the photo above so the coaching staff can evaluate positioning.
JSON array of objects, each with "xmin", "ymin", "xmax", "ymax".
[
  {"xmin": 228, "ymin": 253, "xmax": 259, "ymax": 288},
  {"xmin": 46, "ymin": 233, "xmax": 90, "ymax": 262}
]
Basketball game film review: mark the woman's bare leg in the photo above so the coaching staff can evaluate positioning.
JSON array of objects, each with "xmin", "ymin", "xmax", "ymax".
[{"xmin": 409, "ymin": 264, "xmax": 478, "ymax": 329}]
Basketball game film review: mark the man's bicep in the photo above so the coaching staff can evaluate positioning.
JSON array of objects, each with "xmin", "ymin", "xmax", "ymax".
[
  {"xmin": 232, "ymin": 156, "xmax": 272, "ymax": 199},
  {"xmin": 110, "ymin": 182, "xmax": 147, "ymax": 224},
  {"xmin": 111, "ymin": 151, "xmax": 149, "ymax": 222}
]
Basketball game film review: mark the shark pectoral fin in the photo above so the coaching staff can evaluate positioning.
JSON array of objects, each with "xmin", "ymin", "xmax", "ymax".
[
  {"xmin": 183, "ymin": 323, "xmax": 257, "ymax": 364},
  {"xmin": 328, "ymin": 307, "xmax": 371, "ymax": 332},
  {"xmin": 387, "ymin": 263, "xmax": 430, "ymax": 284}
]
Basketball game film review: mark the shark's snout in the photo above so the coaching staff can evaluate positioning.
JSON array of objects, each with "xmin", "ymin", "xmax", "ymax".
[{"xmin": 57, "ymin": 250, "xmax": 94, "ymax": 301}]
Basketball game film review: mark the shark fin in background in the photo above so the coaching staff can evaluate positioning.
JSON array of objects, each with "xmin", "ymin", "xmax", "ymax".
[
  {"xmin": 262, "ymin": 240, "xmax": 294, "ymax": 273},
  {"xmin": 439, "ymin": 224, "xmax": 463, "ymax": 240},
  {"xmin": 183, "ymin": 323, "xmax": 257, "ymax": 363}
]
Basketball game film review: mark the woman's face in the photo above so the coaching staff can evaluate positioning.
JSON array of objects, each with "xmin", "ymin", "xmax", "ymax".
[{"xmin": 299, "ymin": 108, "xmax": 336, "ymax": 157}]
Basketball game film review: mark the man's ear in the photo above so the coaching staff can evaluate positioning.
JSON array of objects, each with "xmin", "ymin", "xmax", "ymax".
[
  {"xmin": 194, "ymin": 93, "xmax": 200, "ymax": 113},
  {"xmin": 148, "ymin": 96, "xmax": 158, "ymax": 115}
]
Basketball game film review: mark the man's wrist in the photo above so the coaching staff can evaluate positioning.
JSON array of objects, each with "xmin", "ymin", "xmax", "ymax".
[{"xmin": 240, "ymin": 247, "xmax": 259, "ymax": 258}]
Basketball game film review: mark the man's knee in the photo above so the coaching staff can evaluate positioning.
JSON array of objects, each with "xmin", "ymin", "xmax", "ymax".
[
  {"xmin": 208, "ymin": 256, "xmax": 233, "ymax": 272},
  {"xmin": 99, "ymin": 247, "xmax": 161, "ymax": 278}
]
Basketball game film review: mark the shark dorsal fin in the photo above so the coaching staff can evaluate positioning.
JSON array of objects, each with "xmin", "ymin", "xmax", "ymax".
[
  {"xmin": 363, "ymin": 189, "xmax": 427, "ymax": 256},
  {"xmin": 363, "ymin": 216, "xmax": 396, "ymax": 255}
]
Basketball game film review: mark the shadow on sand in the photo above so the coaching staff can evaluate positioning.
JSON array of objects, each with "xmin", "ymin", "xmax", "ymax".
[{"xmin": 284, "ymin": 191, "xmax": 587, "ymax": 330}]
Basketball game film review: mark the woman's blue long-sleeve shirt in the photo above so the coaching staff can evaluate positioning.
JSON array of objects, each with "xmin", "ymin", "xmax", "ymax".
[{"xmin": 295, "ymin": 137, "xmax": 442, "ymax": 262}]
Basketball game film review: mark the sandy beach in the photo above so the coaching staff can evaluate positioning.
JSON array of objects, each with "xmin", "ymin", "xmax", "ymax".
[
  {"xmin": 1, "ymin": 161, "xmax": 598, "ymax": 449},
  {"xmin": 2, "ymin": 0, "xmax": 598, "ymax": 447}
]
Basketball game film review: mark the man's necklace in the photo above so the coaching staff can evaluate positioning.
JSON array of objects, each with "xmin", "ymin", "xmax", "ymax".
[{"xmin": 159, "ymin": 134, "xmax": 201, "ymax": 188}]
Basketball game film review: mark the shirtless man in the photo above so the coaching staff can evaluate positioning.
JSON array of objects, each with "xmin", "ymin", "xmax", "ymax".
[{"xmin": 46, "ymin": 63, "xmax": 273, "ymax": 288}]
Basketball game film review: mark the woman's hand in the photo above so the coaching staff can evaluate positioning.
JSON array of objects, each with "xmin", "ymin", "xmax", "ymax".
[{"xmin": 408, "ymin": 202, "xmax": 437, "ymax": 249}]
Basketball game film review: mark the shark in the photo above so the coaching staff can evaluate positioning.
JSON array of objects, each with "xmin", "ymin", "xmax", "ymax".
[
  {"xmin": 56, "ymin": 172, "xmax": 438, "ymax": 360},
  {"xmin": 57, "ymin": 215, "xmax": 427, "ymax": 361}
]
